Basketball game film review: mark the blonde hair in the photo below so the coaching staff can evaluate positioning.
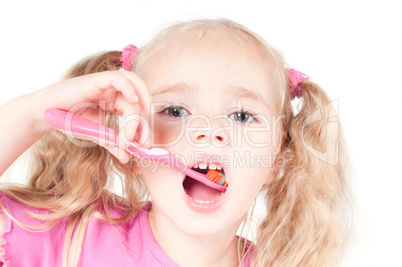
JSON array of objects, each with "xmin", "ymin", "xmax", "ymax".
[
  {"xmin": 0, "ymin": 19, "xmax": 352, "ymax": 266},
  {"xmin": 255, "ymin": 80, "xmax": 352, "ymax": 266}
]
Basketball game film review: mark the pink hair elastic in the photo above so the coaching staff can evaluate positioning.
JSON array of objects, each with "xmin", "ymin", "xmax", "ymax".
[
  {"xmin": 120, "ymin": 44, "xmax": 139, "ymax": 71},
  {"xmin": 287, "ymin": 68, "xmax": 309, "ymax": 100}
]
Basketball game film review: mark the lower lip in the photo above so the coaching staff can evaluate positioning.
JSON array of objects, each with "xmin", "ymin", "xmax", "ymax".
[{"xmin": 182, "ymin": 187, "xmax": 228, "ymax": 213}]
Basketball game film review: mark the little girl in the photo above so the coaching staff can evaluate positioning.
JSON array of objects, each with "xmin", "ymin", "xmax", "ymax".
[{"xmin": 0, "ymin": 19, "xmax": 351, "ymax": 266}]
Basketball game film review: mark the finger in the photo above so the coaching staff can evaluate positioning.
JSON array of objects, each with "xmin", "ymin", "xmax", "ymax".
[
  {"xmin": 119, "ymin": 71, "xmax": 152, "ymax": 116},
  {"xmin": 114, "ymin": 93, "xmax": 140, "ymax": 144},
  {"xmin": 105, "ymin": 146, "xmax": 131, "ymax": 164},
  {"xmin": 117, "ymin": 111, "xmax": 140, "ymax": 150},
  {"xmin": 137, "ymin": 115, "xmax": 151, "ymax": 148},
  {"xmin": 95, "ymin": 137, "xmax": 130, "ymax": 164},
  {"xmin": 47, "ymin": 72, "xmax": 138, "ymax": 113},
  {"xmin": 89, "ymin": 71, "xmax": 139, "ymax": 105},
  {"xmin": 79, "ymin": 106, "xmax": 106, "ymax": 125}
]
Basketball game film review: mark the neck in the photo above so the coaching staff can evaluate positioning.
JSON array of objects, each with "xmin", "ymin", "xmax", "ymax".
[{"xmin": 149, "ymin": 206, "xmax": 244, "ymax": 267}]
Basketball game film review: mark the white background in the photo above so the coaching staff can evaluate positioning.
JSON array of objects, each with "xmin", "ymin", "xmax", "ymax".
[{"xmin": 0, "ymin": 1, "xmax": 401, "ymax": 266}]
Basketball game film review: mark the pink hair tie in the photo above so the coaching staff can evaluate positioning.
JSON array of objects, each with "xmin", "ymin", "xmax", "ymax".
[
  {"xmin": 287, "ymin": 68, "xmax": 309, "ymax": 100},
  {"xmin": 120, "ymin": 44, "xmax": 139, "ymax": 71}
]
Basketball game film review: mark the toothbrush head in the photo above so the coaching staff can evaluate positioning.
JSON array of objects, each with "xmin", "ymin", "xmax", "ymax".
[{"xmin": 206, "ymin": 169, "xmax": 228, "ymax": 187}]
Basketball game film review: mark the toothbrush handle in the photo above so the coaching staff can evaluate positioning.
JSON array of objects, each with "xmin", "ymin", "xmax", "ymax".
[
  {"xmin": 45, "ymin": 108, "xmax": 117, "ymax": 144},
  {"xmin": 44, "ymin": 108, "xmax": 169, "ymax": 160}
]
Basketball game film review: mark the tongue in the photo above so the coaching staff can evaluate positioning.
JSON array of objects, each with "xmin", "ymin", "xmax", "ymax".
[{"xmin": 185, "ymin": 177, "xmax": 222, "ymax": 202}]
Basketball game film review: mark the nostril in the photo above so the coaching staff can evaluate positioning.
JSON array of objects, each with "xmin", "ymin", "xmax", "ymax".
[
  {"xmin": 216, "ymin": 136, "xmax": 224, "ymax": 142},
  {"xmin": 195, "ymin": 134, "xmax": 225, "ymax": 143},
  {"xmin": 196, "ymin": 134, "xmax": 207, "ymax": 141}
]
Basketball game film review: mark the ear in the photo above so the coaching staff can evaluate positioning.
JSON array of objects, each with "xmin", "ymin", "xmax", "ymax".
[
  {"xmin": 263, "ymin": 152, "xmax": 285, "ymax": 185},
  {"xmin": 263, "ymin": 167, "xmax": 277, "ymax": 185}
]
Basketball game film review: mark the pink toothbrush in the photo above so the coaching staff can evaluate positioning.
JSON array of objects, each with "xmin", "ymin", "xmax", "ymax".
[{"xmin": 44, "ymin": 108, "xmax": 227, "ymax": 191}]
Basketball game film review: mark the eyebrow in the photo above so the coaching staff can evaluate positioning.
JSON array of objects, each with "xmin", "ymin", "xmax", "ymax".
[
  {"xmin": 152, "ymin": 82, "xmax": 198, "ymax": 98},
  {"xmin": 227, "ymin": 86, "xmax": 272, "ymax": 111},
  {"xmin": 152, "ymin": 82, "xmax": 272, "ymax": 111}
]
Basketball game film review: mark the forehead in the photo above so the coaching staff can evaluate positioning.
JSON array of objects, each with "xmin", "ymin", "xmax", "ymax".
[{"xmin": 140, "ymin": 32, "xmax": 281, "ymax": 111}]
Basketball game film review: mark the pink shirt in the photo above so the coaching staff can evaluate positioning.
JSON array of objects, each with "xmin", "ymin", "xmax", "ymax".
[{"xmin": 0, "ymin": 194, "xmax": 252, "ymax": 266}]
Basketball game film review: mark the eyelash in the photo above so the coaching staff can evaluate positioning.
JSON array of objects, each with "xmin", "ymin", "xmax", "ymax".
[
  {"xmin": 158, "ymin": 104, "xmax": 259, "ymax": 124},
  {"xmin": 228, "ymin": 108, "xmax": 259, "ymax": 124},
  {"xmin": 158, "ymin": 104, "xmax": 190, "ymax": 118}
]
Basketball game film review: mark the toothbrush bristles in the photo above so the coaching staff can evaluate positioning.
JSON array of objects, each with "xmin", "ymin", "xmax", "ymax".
[{"xmin": 206, "ymin": 169, "xmax": 227, "ymax": 186}]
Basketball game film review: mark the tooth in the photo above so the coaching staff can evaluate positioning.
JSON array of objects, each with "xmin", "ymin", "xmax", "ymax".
[
  {"xmin": 199, "ymin": 163, "xmax": 207, "ymax": 169},
  {"xmin": 216, "ymin": 165, "xmax": 222, "ymax": 170},
  {"xmin": 194, "ymin": 164, "xmax": 198, "ymax": 168},
  {"xmin": 209, "ymin": 163, "xmax": 216, "ymax": 170},
  {"xmin": 195, "ymin": 200, "xmax": 205, "ymax": 204}
]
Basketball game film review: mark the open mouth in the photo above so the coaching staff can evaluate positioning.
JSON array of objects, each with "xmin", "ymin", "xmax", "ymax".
[{"xmin": 183, "ymin": 164, "xmax": 228, "ymax": 204}]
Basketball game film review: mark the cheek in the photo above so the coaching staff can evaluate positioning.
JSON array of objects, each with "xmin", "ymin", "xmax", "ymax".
[
  {"xmin": 230, "ymin": 126, "xmax": 278, "ymax": 186},
  {"xmin": 139, "ymin": 160, "xmax": 181, "ymax": 194},
  {"xmin": 152, "ymin": 117, "xmax": 186, "ymax": 147},
  {"xmin": 239, "ymin": 121, "xmax": 282, "ymax": 157},
  {"xmin": 227, "ymin": 165, "xmax": 271, "ymax": 209},
  {"xmin": 238, "ymin": 128, "xmax": 277, "ymax": 155}
]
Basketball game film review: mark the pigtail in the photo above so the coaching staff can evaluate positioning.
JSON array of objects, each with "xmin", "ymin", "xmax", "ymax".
[
  {"xmin": 63, "ymin": 51, "xmax": 122, "ymax": 78},
  {"xmin": 255, "ymin": 80, "xmax": 352, "ymax": 266},
  {"xmin": 0, "ymin": 50, "xmax": 148, "ymax": 267}
]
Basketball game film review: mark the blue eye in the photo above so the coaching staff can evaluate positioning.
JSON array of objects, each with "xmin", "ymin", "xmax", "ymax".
[
  {"xmin": 229, "ymin": 111, "xmax": 254, "ymax": 123},
  {"xmin": 163, "ymin": 106, "xmax": 189, "ymax": 117}
]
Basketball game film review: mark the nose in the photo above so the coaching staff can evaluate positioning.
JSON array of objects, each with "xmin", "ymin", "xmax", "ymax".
[{"xmin": 189, "ymin": 116, "xmax": 230, "ymax": 146}]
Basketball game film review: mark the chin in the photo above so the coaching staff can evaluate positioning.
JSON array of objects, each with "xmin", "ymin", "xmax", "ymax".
[{"xmin": 175, "ymin": 214, "xmax": 231, "ymax": 237}]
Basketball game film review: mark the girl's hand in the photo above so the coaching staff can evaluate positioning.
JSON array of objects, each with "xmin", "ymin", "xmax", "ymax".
[
  {"xmin": 0, "ymin": 71, "xmax": 151, "ymax": 175},
  {"xmin": 37, "ymin": 71, "xmax": 152, "ymax": 163}
]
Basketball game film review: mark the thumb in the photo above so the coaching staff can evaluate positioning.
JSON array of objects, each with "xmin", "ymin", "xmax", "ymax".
[{"xmin": 104, "ymin": 146, "xmax": 131, "ymax": 164}]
